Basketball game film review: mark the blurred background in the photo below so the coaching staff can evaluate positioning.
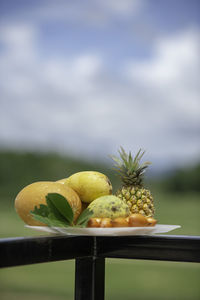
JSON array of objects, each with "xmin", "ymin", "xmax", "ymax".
[{"xmin": 0, "ymin": 0, "xmax": 200, "ymax": 299}]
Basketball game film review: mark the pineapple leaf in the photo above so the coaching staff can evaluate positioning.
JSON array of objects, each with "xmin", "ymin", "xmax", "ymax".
[
  {"xmin": 110, "ymin": 147, "xmax": 151, "ymax": 187},
  {"xmin": 119, "ymin": 147, "xmax": 129, "ymax": 169},
  {"xmin": 138, "ymin": 150, "xmax": 146, "ymax": 161},
  {"xmin": 109, "ymin": 155, "xmax": 122, "ymax": 166},
  {"xmin": 133, "ymin": 149, "xmax": 142, "ymax": 165}
]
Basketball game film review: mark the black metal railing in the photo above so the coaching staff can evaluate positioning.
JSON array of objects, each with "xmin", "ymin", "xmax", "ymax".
[{"xmin": 1, "ymin": 234, "xmax": 200, "ymax": 300}]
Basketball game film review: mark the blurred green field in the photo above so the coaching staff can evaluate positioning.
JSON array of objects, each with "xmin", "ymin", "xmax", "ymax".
[{"xmin": 0, "ymin": 192, "xmax": 200, "ymax": 300}]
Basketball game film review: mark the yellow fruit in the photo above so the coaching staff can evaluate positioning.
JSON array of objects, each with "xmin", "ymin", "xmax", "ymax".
[
  {"xmin": 57, "ymin": 178, "xmax": 69, "ymax": 184},
  {"xmin": 87, "ymin": 218, "xmax": 101, "ymax": 228},
  {"xmin": 57, "ymin": 171, "xmax": 112, "ymax": 203},
  {"xmin": 128, "ymin": 214, "xmax": 149, "ymax": 227},
  {"xmin": 147, "ymin": 217, "xmax": 157, "ymax": 226},
  {"xmin": 100, "ymin": 218, "xmax": 113, "ymax": 228},
  {"xmin": 112, "ymin": 217, "xmax": 129, "ymax": 227},
  {"xmin": 15, "ymin": 181, "xmax": 82, "ymax": 226}
]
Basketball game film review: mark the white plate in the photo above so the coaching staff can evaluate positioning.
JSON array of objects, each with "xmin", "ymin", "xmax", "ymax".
[{"xmin": 25, "ymin": 224, "xmax": 181, "ymax": 236}]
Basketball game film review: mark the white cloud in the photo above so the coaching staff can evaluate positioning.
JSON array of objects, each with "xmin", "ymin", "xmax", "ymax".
[
  {"xmin": 0, "ymin": 24, "xmax": 35, "ymax": 48},
  {"xmin": 124, "ymin": 28, "xmax": 200, "ymax": 165},
  {"xmin": 126, "ymin": 28, "xmax": 200, "ymax": 124},
  {"xmin": 0, "ymin": 23, "xmax": 200, "ymax": 169},
  {"xmin": 0, "ymin": 24, "xmax": 37, "ymax": 62},
  {"xmin": 43, "ymin": 55, "xmax": 103, "ymax": 95},
  {"xmin": 127, "ymin": 29, "xmax": 200, "ymax": 86}
]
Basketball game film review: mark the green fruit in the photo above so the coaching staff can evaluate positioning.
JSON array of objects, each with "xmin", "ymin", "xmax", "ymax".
[
  {"xmin": 88, "ymin": 195, "xmax": 130, "ymax": 219},
  {"xmin": 57, "ymin": 171, "xmax": 112, "ymax": 203}
]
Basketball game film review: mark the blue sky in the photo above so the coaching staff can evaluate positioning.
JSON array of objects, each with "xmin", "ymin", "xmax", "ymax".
[{"xmin": 0, "ymin": 0, "xmax": 200, "ymax": 170}]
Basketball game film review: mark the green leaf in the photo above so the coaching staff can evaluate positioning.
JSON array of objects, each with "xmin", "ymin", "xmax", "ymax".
[
  {"xmin": 46, "ymin": 196, "xmax": 70, "ymax": 225},
  {"xmin": 76, "ymin": 208, "xmax": 93, "ymax": 227},
  {"xmin": 47, "ymin": 218, "xmax": 71, "ymax": 227},
  {"xmin": 30, "ymin": 193, "xmax": 94, "ymax": 228},
  {"xmin": 31, "ymin": 204, "xmax": 50, "ymax": 217},
  {"xmin": 30, "ymin": 213, "xmax": 51, "ymax": 226},
  {"xmin": 46, "ymin": 193, "xmax": 74, "ymax": 225},
  {"xmin": 47, "ymin": 212, "xmax": 71, "ymax": 227},
  {"xmin": 30, "ymin": 203, "xmax": 70, "ymax": 227},
  {"xmin": 29, "ymin": 193, "xmax": 75, "ymax": 228},
  {"xmin": 31, "ymin": 212, "xmax": 70, "ymax": 227}
]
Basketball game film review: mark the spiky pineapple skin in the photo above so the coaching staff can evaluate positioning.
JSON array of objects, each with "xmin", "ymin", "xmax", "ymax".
[{"xmin": 116, "ymin": 185, "xmax": 154, "ymax": 217}]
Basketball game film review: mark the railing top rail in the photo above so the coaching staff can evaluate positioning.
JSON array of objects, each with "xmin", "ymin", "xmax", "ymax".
[{"xmin": 0, "ymin": 234, "xmax": 200, "ymax": 268}]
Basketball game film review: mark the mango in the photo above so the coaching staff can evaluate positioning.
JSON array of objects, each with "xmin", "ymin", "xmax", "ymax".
[
  {"xmin": 57, "ymin": 171, "xmax": 112, "ymax": 203},
  {"xmin": 15, "ymin": 181, "xmax": 82, "ymax": 226}
]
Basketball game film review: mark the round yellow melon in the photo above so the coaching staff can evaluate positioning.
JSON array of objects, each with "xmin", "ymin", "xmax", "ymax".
[
  {"xmin": 15, "ymin": 181, "xmax": 82, "ymax": 226},
  {"xmin": 57, "ymin": 171, "xmax": 112, "ymax": 203}
]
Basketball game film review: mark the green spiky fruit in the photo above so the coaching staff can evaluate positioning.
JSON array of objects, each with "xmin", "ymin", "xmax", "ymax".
[
  {"xmin": 88, "ymin": 195, "xmax": 130, "ymax": 219},
  {"xmin": 111, "ymin": 147, "xmax": 154, "ymax": 217}
]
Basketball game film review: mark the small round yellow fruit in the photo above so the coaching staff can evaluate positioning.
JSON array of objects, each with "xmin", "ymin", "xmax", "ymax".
[
  {"xmin": 128, "ymin": 214, "xmax": 149, "ymax": 227},
  {"xmin": 100, "ymin": 218, "xmax": 113, "ymax": 228},
  {"xmin": 15, "ymin": 181, "xmax": 82, "ymax": 226},
  {"xmin": 87, "ymin": 218, "xmax": 101, "ymax": 228},
  {"xmin": 112, "ymin": 217, "xmax": 129, "ymax": 227},
  {"xmin": 57, "ymin": 171, "xmax": 112, "ymax": 203},
  {"xmin": 147, "ymin": 217, "xmax": 157, "ymax": 227}
]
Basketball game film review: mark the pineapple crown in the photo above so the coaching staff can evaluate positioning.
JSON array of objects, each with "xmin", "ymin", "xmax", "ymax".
[{"xmin": 110, "ymin": 147, "xmax": 151, "ymax": 186}]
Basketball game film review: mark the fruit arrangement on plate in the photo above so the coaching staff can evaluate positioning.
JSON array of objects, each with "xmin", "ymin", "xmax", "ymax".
[{"xmin": 15, "ymin": 148, "xmax": 158, "ymax": 230}]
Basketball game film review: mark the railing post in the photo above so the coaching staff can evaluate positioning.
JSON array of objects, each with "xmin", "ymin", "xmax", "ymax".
[{"xmin": 75, "ymin": 257, "xmax": 105, "ymax": 300}]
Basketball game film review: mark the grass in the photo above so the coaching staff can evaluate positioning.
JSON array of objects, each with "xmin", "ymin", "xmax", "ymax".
[
  {"xmin": 0, "ymin": 261, "xmax": 75, "ymax": 300},
  {"xmin": 1, "ymin": 259, "xmax": 200, "ymax": 300},
  {"xmin": 154, "ymin": 191, "xmax": 200, "ymax": 236},
  {"xmin": 0, "ymin": 192, "xmax": 200, "ymax": 300},
  {"xmin": 106, "ymin": 259, "xmax": 200, "ymax": 300}
]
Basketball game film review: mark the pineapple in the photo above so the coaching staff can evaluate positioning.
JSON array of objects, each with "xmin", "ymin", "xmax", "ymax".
[{"xmin": 111, "ymin": 147, "xmax": 154, "ymax": 217}]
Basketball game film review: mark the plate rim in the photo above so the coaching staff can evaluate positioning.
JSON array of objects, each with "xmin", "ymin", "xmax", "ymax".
[{"xmin": 25, "ymin": 224, "xmax": 181, "ymax": 236}]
